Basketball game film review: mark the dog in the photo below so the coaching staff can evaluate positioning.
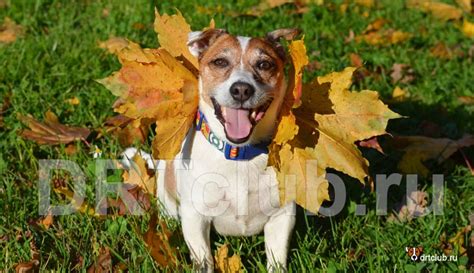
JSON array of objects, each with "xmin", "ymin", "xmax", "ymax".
[{"xmin": 123, "ymin": 28, "xmax": 299, "ymax": 272}]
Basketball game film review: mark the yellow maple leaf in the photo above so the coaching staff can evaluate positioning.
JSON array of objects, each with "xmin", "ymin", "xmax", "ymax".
[
  {"xmin": 288, "ymin": 39, "xmax": 309, "ymax": 108},
  {"xmin": 154, "ymin": 9, "xmax": 198, "ymax": 70},
  {"xmin": 270, "ymin": 67, "xmax": 401, "ymax": 213},
  {"xmin": 214, "ymin": 244, "xmax": 243, "ymax": 273},
  {"xmin": 277, "ymin": 145, "xmax": 329, "ymax": 213}
]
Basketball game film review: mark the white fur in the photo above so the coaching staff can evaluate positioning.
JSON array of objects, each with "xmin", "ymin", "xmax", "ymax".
[{"xmin": 123, "ymin": 32, "xmax": 296, "ymax": 272}]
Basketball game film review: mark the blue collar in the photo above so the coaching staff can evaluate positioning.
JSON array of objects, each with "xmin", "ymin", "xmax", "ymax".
[{"xmin": 195, "ymin": 109, "xmax": 270, "ymax": 160}]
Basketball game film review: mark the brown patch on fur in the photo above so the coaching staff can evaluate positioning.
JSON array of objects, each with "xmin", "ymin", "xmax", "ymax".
[
  {"xmin": 199, "ymin": 34, "xmax": 242, "ymax": 105},
  {"xmin": 243, "ymin": 38, "xmax": 285, "ymax": 89}
]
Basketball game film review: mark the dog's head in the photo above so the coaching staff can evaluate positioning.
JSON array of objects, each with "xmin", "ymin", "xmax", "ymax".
[
  {"xmin": 405, "ymin": 246, "xmax": 423, "ymax": 262},
  {"xmin": 187, "ymin": 28, "xmax": 299, "ymax": 145}
]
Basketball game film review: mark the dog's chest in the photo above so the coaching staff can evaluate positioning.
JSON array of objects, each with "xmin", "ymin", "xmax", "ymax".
[{"xmin": 178, "ymin": 133, "xmax": 280, "ymax": 236}]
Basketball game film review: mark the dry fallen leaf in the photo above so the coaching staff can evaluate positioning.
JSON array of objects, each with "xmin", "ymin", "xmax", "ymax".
[
  {"xmin": 19, "ymin": 111, "xmax": 90, "ymax": 145},
  {"xmin": 391, "ymin": 86, "xmax": 410, "ymax": 102},
  {"xmin": 458, "ymin": 96, "xmax": 474, "ymax": 105},
  {"xmin": 87, "ymin": 247, "xmax": 112, "ymax": 273},
  {"xmin": 462, "ymin": 19, "xmax": 474, "ymax": 38},
  {"xmin": 440, "ymin": 226, "xmax": 471, "ymax": 256},
  {"xmin": 390, "ymin": 63, "xmax": 415, "ymax": 84},
  {"xmin": 388, "ymin": 190, "xmax": 428, "ymax": 222},
  {"xmin": 38, "ymin": 210, "xmax": 54, "ymax": 229},
  {"xmin": 430, "ymin": 42, "xmax": 453, "ymax": 59},
  {"xmin": 355, "ymin": 18, "xmax": 411, "ymax": 46},
  {"xmin": 15, "ymin": 260, "xmax": 40, "ymax": 273},
  {"xmin": 66, "ymin": 96, "xmax": 80, "ymax": 106},
  {"xmin": 142, "ymin": 212, "xmax": 178, "ymax": 268},
  {"xmin": 358, "ymin": 136, "xmax": 384, "ymax": 154},
  {"xmin": 349, "ymin": 53, "xmax": 363, "ymax": 67},
  {"xmin": 407, "ymin": 0, "xmax": 463, "ymax": 21},
  {"xmin": 0, "ymin": 17, "xmax": 24, "ymax": 43},
  {"xmin": 394, "ymin": 135, "xmax": 474, "ymax": 177},
  {"xmin": 214, "ymin": 244, "xmax": 243, "ymax": 273},
  {"xmin": 355, "ymin": 0, "xmax": 374, "ymax": 8}
]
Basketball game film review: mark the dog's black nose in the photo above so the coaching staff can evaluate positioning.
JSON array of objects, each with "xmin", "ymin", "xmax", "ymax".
[{"xmin": 230, "ymin": 82, "xmax": 255, "ymax": 102}]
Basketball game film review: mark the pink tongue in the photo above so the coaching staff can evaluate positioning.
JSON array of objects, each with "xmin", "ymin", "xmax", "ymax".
[{"xmin": 223, "ymin": 107, "xmax": 252, "ymax": 140}]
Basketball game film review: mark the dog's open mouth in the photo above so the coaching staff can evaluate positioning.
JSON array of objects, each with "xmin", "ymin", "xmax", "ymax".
[{"xmin": 211, "ymin": 98, "xmax": 271, "ymax": 144}]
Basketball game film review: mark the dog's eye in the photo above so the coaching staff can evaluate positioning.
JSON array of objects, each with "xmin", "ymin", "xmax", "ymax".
[
  {"xmin": 256, "ymin": 60, "xmax": 273, "ymax": 71},
  {"xmin": 212, "ymin": 58, "xmax": 229, "ymax": 68}
]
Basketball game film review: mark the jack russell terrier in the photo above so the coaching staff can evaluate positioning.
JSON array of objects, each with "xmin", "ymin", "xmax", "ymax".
[{"xmin": 123, "ymin": 28, "xmax": 300, "ymax": 272}]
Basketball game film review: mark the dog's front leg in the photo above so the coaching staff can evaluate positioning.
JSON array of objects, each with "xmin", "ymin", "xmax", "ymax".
[
  {"xmin": 181, "ymin": 208, "xmax": 213, "ymax": 272},
  {"xmin": 264, "ymin": 202, "xmax": 296, "ymax": 272}
]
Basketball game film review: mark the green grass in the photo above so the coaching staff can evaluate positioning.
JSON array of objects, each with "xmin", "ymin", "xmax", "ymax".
[{"xmin": 1, "ymin": 0, "xmax": 473, "ymax": 272}]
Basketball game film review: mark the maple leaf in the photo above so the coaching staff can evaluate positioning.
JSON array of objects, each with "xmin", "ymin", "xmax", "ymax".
[
  {"xmin": 287, "ymin": 39, "xmax": 309, "ymax": 108},
  {"xmin": 98, "ymin": 41, "xmax": 199, "ymax": 159},
  {"xmin": 0, "ymin": 17, "xmax": 24, "ymax": 43},
  {"xmin": 214, "ymin": 244, "xmax": 243, "ymax": 273},
  {"xmin": 154, "ymin": 9, "xmax": 198, "ymax": 71},
  {"xmin": 19, "ymin": 110, "xmax": 90, "ymax": 145},
  {"xmin": 393, "ymin": 135, "xmax": 474, "ymax": 177},
  {"xmin": 270, "ymin": 66, "xmax": 401, "ymax": 213}
]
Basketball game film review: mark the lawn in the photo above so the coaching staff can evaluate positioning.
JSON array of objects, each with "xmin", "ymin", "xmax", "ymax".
[{"xmin": 1, "ymin": 0, "xmax": 473, "ymax": 272}]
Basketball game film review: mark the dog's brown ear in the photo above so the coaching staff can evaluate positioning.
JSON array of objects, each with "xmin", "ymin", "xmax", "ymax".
[
  {"xmin": 187, "ymin": 29, "xmax": 227, "ymax": 58},
  {"xmin": 265, "ymin": 28, "xmax": 300, "ymax": 43},
  {"xmin": 265, "ymin": 28, "xmax": 301, "ymax": 62}
]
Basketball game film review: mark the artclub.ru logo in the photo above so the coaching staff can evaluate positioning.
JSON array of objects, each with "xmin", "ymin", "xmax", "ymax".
[{"xmin": 406, "ymin": 246, "xmax": 423, "ymax": 262}]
